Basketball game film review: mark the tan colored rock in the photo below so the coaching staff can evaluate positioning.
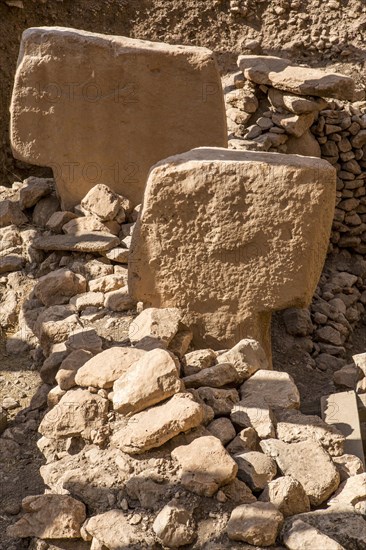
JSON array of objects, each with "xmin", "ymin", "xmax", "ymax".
[
  {"xmin": 272, "ymin": 112, "xmax": 314, "ymax": 138},
  {"xmin": 0, "ymin": 254, "xmax": 24, "ymax": 274},
  {"xmin": 328, "ymin": 473, "xmax": 366, "ymax": 513},
  {"xmin": 268, "ymin": 87, "xmax": 327, "ymax": 114},
  {"xmin": 282, "ymin": 519, "xmax": 345, "ymax": 550},
  {"xmin": 113, "ymin": 348, "xmax": 182, "ymax": 414},
  {"xmin": 238, "ymin": 55, "xmax": 356, "ymax": 101},
  {"xmin": 216, "ymin": 339, "xmax": 269, "ymax": 381},
  {"xmin": 258, "ymin": 476, "xmax": 310, "ymax": 517},
  {"xmin": 220, "ymin": 478, "xmax": 256, "ymax": 504},
  {"xmin": 39, "ymin": 388, "xmax": 108, "ymax": 439},
  {"xmin": 183, "ymin": 362, "xmax": 240, "ymax": 389},
  {"xmin": 70, "ymin": 291, "xmax": 104, "ymax": 311},
  {"xmin": 168, "ymin": 328, "xmax": 193, "ymax": 359},
  {"xmin": 81, "ymin": 184, "xmax": 120, "ymax": 221},
  {"xmin": 19, "ymin": 176, "xmax": 53, "ymax": 209},
  {"xmin": 34, "ymin": 268, "xmax": 87, "ymax": 307},
  {"xmin": 6, "ymin": 494, "xmax": 86, "ymax": 539},
  {"xmin": 231, "ymin": 398, "xmax": 276, "ymax": 439},
  {"xmin": 172, "ymin": 435, "xmax": 238, "ymax": 496},
  {"xmin": 234, "ymin": 451, "xmax": 277, "ymax": 490},
  {"xmin": 33, "ymin": 232, "xmax": 119, "ymax": 252},
  {"xmin": 62, "ymin": 215, "xmax": 114, "ymax": 235},
  {"xmin": 240, "ymin": 370, "xmax": 300, "ymax": 409},
  {"xmin": 0, "ymin": 200, "xmax": 28, "ymax": 227},
  {"xmin": 182, "ymin": 348, "xmax": 217, "ymax": 376},
  {"xmin": 260, "ymin": 438, "xmax": 340, "ymax": 506},
  {"xmin": 153, "ymin": 500, "xmax": 196, "ymax": 548},
  {"xmin": 56, "ymin": 349, "xmax": 94, "ymax": 390},
  {"xmin": 227, "ymin": 502, "xmax": 283, "ymax": 546},
  {"xmin": 129, "ymin": 148, "xmax": 335, "ymax": 357},
  {"xmin": 275, "ymin": 408, "xmax": 345, "ymax": 456},
  {"xmin": 75, "ymin": 346, "xmax": 145, "ymax": 389},
  {"xmin": 65, "ymin": 328, "xmax": 103, "ymax": 354},
  {"xmin": 333, "ymin": 454, "xmax": 365, "ymax": 481},
  {"xmin": 35, "ymin": 305, "xmax": 81, "ymax": 353},
  {"xmin": 286, "ymin": 130, "xmax": 321, "ymax": 157},
  {"xmin": 11, "ymin": 27, "xmax": 227, "ymax": 209},
  {"xmin": 46, "ymin": 210, "xmax": 78, "ymax": 232},
  {"xmin": 83, "ymin": 510, "xmax": 141, "ymax": 549},
  {"xmin": 88, "ymin": 272, "xmax": 128, "ymax": 293},
  {"xmin": 111, "ymin": 392, "xmax": 204, "ymax": 454},
  {"xmin": 129, "ymin": 307, "xmax": 182, "ymax": 349},
  {"xmin": 105, "ymin": 246, "xmax": 129, "ymax": 264},
  {"xmin": 104, "ymin": 286, "xmax": 136, "ymax": 311}
]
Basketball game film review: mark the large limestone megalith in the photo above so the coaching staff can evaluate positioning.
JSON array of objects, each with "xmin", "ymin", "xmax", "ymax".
[
  {"xmin": 129, "ymin": 148, "xmax": 336, "ymax": 358},
  {"xmin": 11, "ymin": 27, "xmax": 227, "ymax": 210}
]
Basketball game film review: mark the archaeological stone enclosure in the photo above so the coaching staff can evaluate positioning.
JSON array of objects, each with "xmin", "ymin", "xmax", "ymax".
[{"xmin": 0, "ymin": 16, "xmax": 366, "ymax": 550}]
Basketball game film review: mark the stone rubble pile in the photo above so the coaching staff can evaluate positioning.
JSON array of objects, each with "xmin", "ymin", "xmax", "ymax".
[
  {"xmin": 4, "ymin": 296, "xmax": 366, "ymax": 549},
  {"xmin": 224, "ymin": 54, "xmax": 366, "ymax": 382}
]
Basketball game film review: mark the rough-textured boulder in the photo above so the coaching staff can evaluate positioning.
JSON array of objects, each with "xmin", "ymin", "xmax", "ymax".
[
  {"xmin": 11, "ymin": 27, "xmax": 227, "ymax": 209},
  {"xmin": 129, "ymin": 148, "xmax": 336, "ymax": 356},
  {"xmin": 172, "ymin": 435, "xmax": 238, "ymax": 496},
  {"xmin": 238, "ymin": 55, "xmax": 356, "ymax": 101},
  {"xmin": 227, "ymin": 502, "xmax": 283, "ymax": 546},
  {"xmin": 128, "ymin": 307, "xmax": 182, "ymax": 349},
  {"xmin": 182, "ymin": 348, "xmax": 217, "ymax": 376},
  {"xmin": 258, "ymin": 476, "xmax": 310, "ymax": 517},
  {"xmin": 234, "ymin": 451, "xmax": 277, "ymax": 491},
  {"xmin": 260, "ymin": 439, "xmax": 340, "ymax": 505},
  {"xmin": 74, "ymin": 346, "xmax": 145, "ymax": 389},
  {"xmin": 6, "ymin": 494, "xmax": 86, "ymax": 539},
  {"xmin": 153, "ymin": 500, "xmax": 196, "ymax": 548},
  {"xmin": 231, "ymin": 398, "xmax": 276, "ymax": 439},
  {"xmin": 19, "ymin": 176, "xmax": 53, "ymax": 209},
  {"xmin": 34, "ymin": 268, "xmax": 87, "ymax": 306},
  {"xmin": 83, "ymin": 509, "xmax": 143, "ymax": 548},
  {"xmin": 111, "ymin": 392, "xmax": 204, "ymax": 454},
  {"xmin": 282, "ymin": 518, "xmax": 345, "ymax": 550},
  {"xmin": 216, "ymin": 339, "xmax": 269, "ymax": 381},
  {"xmin": 240, "ymin": 369, "xmax": 300, "ymax": 409},
  {"xmin": 196, "ymin": 387, "xmax": 240, "ymax": 416},
  {"xmin": 112, "ymin": 348, "xmax": 183, "ymax": 414},
  {"xmin": 56, "ymin": 349, "xmax": 94, "ymax": 390}
]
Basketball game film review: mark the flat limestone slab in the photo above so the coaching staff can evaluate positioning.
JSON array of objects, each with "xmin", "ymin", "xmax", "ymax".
[
  {"xmin": 11, "ymin": 27, "xmax": 227, "ymax": 209},
  {"xmin": 238, "ymin": 55, "xmax": 356, "ymax": 101},
  {"xmin": 33, "ymin": 232, "xmax": 119, "ymax": 252},
  {"xmin": 321, "ymin": 391, "xmax": 365, "ymax": 468},
  {"xmin": 129, "ymin": 148, "xmax": 336, "ymax": 355}
]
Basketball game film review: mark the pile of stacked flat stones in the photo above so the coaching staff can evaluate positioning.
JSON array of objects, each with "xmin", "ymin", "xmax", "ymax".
[
  {"xmin": 225, "ymin": 56, "xmax": 366, "ymax": 380},
  {"xmin": 0, "ymin": 179, "xmax": 364, "ymax": 548}
]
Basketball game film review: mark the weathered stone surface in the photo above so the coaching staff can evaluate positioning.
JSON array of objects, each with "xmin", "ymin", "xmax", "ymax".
[
  {"xmin": 238, "ymin": 55, "xmax": 356, "ymax": 101},
  {"xmin": 104, "ymin": 286, "xmax": 136, "ymax": 311},
  {"xmin": 153, "ymin": 500, "xmax": 196, "ymax": 548},
  {"xmin": 196, "ymin": 387, "xmax": 239, "ymax": 416},
  {"xmin": 220, "ymin": 478, "xmax": 256, "ymax": 504},
  {"xmin": 113, "ymin": 348, "xmax": 183, "ymax": 414},
  {"xmin": 0, "ymin": 254, "xmax": 25, "ymax": 273},
  {"xmin": 111, "ymin": 392, "xmax": 204, "ymax": 454},
  {"xmin": 258, "ymin": 476, "xmax": 310, "ymax": 517},
  {"xmin": 56, "ymin": 349, "xmax": 94, "ymax": 390},
  {"xmin": 260, "ymin": 439, "xmax": 340, "ymax": 505},
  {"xmin": 11, "ymin": 27, "xmax": 227, "ymax": 209},
  {"xmin": 268, "ymin": 87, "xmax": 327, "ymax": 114},
  {"xmin": 272, "ymin": 112, "xmax": 314, "ymax": 138},
  {"xmin": 39, "ymin": 388, "xmax": 108, "ymax": 439},
  {"xmin": 70, "ymin": 291, "xmax": 104, "ymax": 311},
  {"xmin": 333, "ymin": 454, "xmax": 365, "ymax": 481},
  {"xmin": 6, "ymin": 494, "xmax": 86, "ymax": 539},
  {"xmin": 35, "ymin": 305, "xmax": 81, "ymax": 353},
  {"xmin": 65, "ymin": 328, "xmax": 103, "ymax": 354},
  {"xmin": 172, "ymin": 435, "xmax": 238, "ymax": 496},
  {"xmin": 282, "ymin": 518, "xmax": 344, "ymax": 550},
  {"xmin": 46, "ymin": 210, "xmax": 78, "ymax": 232},
  {"xmin": 282, "ymin": 308, "xmax": 313, "ymax": 337},
  {"xmin": 183, "ymin": 348, "xmax": 217, "ymax": 376},
  {"xmin": 207, "ymin": 417, "xmax": 236, "ymax": 445},
  {"xmin": 234, "ymin": 451, "xmax": 277, "ymax": 491},
  {"xmin": 81, "ymin": 184, "xmax": 120, "ymax": 221},
  {"xmin": 226, "ymin": 427, "xmax": 258, "ymax": 455},
  {"xmin": 129, "ymin": 148, "xmax": 335, "ymax": 356},
  {"xmin": 19, "ymin": 176, "xmax": 53, "ymax": 209},
  {"xmin": 33, "ymin": 232, "xmax": 120, "ymax": 252},
  {"xmin": 275, "ymin": 408, "xmax": 345, "ymax": 456},
  {"xmin": 0, "ymin": 200, "xmax": 28, "ymax": 227},
  {"xmin": 62, "ymin": 215, "xmax": 114, "ymax": 235},
  {"xmin": 83, "ymin": 509, "xmax": 142, "ymax": 549},
  {"xmin": 227, "ymin": 502, "xmax": 283, "ymax": 546},
  {"xmin": 88, "ymin": 272, "xmax": 127, "ymax": 293},
  {"xmin": 328, "ymin": 473, "xmax": 366, "ymax": 514},
  {"xmin": 286, "ymin": 129, "xmax": 321, "ymax": 157},
  {"xmin": 216, "ymin": 339, "xmax": 269, "ymax": 381},
  {"xmin": 283, "ymin": 508, "xmax": 366, "ymax": 550},
  {"xmin": 183, "ymin": 363, "xmax": 240, "ymax": 389},
  {"xmin": 75, "ymin": 346, "xmax": 145, "ymax": 389},
  {"xmin": 231, "ymin": 398, "xmax": 276, "ymax": 439},
  {"xmin": 34, "ymin": 268, "xmax": 87, "ymax": 306},
  {"xmin": 128, "ymin": 307, "xmax": 182, "ymax": 348},
  {"xmin": 240, "ymin": 369, "xmax": 300, "ymax": 410},
  {"xmin": 105, "ymin": 246, "xmax": 129, "ymax": 264}
]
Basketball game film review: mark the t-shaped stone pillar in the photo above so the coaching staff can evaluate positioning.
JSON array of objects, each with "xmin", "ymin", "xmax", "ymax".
[
  {"xmin": 10, "ymin": 27, "xmax": 227, "ymax": 210},
  {"xmin": 129, "ymin": 148, "xmax": 336, "ymax": 360}
]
